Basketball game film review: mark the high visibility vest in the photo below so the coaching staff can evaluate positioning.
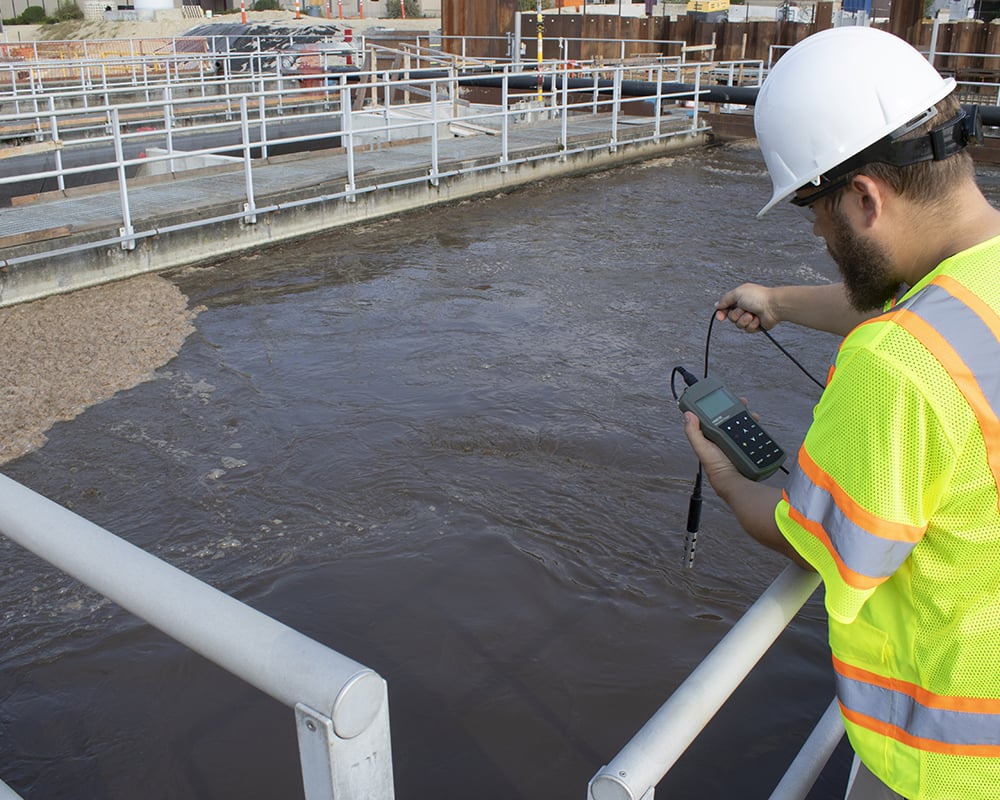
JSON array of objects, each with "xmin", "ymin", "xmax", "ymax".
[{"xmin": 776, "ymin": 235, "xmax": 1000, "ymax": 800}]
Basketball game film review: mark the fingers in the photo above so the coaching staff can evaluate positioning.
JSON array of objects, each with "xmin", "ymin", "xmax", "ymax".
[
  {"xmin": 682, "ymin": 411, "xmax": 719, "ymax": 464},
  {"xmin": 683, "ymin": 412, "xmax": 741, "ymax": 484},
  {"xmin": 715, "ymin": 284, "xmax": 772, "ymax": 333},
  {"xmin": 683, "ymin": 410, "xmax": 702, "ymax": 443},
  {"xmin": 715, "ymin": 305, "xmax": 761, "ymax": 332}
]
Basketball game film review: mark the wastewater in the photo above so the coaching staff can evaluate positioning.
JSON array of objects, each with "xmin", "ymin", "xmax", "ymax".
[{"xmin": 6, "ymin": 141, "xmax": 999, "ymax": 799}]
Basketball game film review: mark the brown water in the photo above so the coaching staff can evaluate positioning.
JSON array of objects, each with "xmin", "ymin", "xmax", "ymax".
[{"xmin": 5, "ymin": 143, "xmax": 997, "ymax": 799}]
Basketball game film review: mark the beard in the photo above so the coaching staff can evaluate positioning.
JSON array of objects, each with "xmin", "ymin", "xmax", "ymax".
[{"xmin": 826, "ymin": 206, "xmax": 903, "ymax": 312}]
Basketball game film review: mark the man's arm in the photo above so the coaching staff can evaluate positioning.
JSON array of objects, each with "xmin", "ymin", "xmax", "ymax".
[{"xmin": 717, "ymin": 282, "xmax": 877, "ymax": 337}]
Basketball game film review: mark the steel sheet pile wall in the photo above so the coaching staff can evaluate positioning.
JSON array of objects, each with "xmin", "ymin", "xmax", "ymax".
[
  {"xmin": 530, "ymin": 13, "xmax": 823, "ymax": 64},
  {"xmin": 441, "ymin": 0, "xmax": 517, "ymax": 60},
  {"xmin": 441, "ymin": 0, "xmax": 1000, "ymax": 87},
  {"xmin": 911, "ymin": 20, "xmax": 1000, "ymax": 83},
  {"xmin": 440, "ymin": 1, "xmax": 832, "ymax": 64}
]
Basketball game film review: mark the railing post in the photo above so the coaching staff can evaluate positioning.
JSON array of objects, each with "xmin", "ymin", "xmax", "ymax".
[
  {"xmin": 654, "ymin": 64, "xmax": 663, "ymax": 142},
  {"xmin": 258, "ymin": 93, "xmax": 269, "ymax": 160},
  {"xmin": 110, "ymin": 108, "xmax": 136, "ymax": 251},
  {"xmin": 239, "ymin": 96, "xmax": 257, "ymax": 224},
  {"xmin": 9, "ymin": 64, "xmax": 20, "ymax": 116},
  {"xmin": 692, "ymin": 63, "xmax": 702, "ymax": 133},
  {"xmin": 101, "ymin": 62, "xmax": 110, "ymax": 107},
  {"xmin": 163, "ymin": 86, "xmax": 176, "ymax": 173},
  {"xmin": 340, "ymin": 83, "xmax": 357, "ymax": 199},
  {"xmin": 48, "ymin": 96, "xmax": 65, "ymax": 192},
  {"xmin": 767, "ymin": 698, "xmax": 844, "ymax": 800},
  {"xmin": 277, "ymin": 56, "xmax": 285, "ymax": 115},
  {"xmin": 929, "ymin": 15, "xmax": 940, "ymax": 67},
  {"xmin": 500, "ymin": 69, "xmax": 510, "ymax": 172},
  {"xmin": 610, "ymin": 67, "xmax": 621, "ymax": 153},
  {"xmin": 429, "ymin": 78, "xmax": 440, "ymax": 186},
  {"xmin": 296, "ymin": 695, "xmax": 395, "ymax": 800},
  {"xmin": 27, "ymin": 70, "xmax": 40, "ymax": 133},
  {"xmin": 560, "ymin": 63, "xmax": 569, "ymax": 156}
]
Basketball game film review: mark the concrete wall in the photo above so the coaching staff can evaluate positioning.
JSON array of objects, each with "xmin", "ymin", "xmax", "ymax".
[{"xmin": 0, "ymin": 129, "xmax": 708, "ymax": 306}]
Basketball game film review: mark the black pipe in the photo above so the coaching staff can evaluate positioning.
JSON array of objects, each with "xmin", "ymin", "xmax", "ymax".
[
  {"xmin": 386, "ymin": 69, "xmax": 760, "ymax": 105},
  {"xmin": 456, "ymin": 73, "xmax": 762, "ymax": 105},
  {"xmin": 978, "ymin": 104, "xmax": 1000, "ymax": 127},
  {"xmin": 391, "ymin": 69, "xmax": 1000, "ymax": 126}
]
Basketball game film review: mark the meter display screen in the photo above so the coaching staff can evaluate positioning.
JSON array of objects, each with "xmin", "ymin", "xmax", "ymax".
[{"xmin": 695, "ymin": 387, "xmax": 736, "ymax": 420}]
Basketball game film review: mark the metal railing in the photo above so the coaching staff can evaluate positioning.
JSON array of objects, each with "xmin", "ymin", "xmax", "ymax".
[
  {"xmin": 0, "ymin": 38, "xmax": 365, "ymax": 113},
  {"xmin": 0, "ymin": 471, "xmax": 394, "ymax": 800},
  {"xmin": 588, "ymin": 565, "xmax": 844, "ymax": 800},
  {"xmin": 0, "ymin": 58, "xmax": 711, "ymax": 264}
]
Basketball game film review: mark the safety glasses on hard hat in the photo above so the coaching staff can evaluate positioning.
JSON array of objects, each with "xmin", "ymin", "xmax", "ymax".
[{"xmin": 790, "ymin": 176, "xmax": 847, "ymax": 221}]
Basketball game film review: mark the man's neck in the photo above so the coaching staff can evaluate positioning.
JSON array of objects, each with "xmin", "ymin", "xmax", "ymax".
[{"xmin": 894, "ymin": 184, "xmax": 1000, "ymax": 286}]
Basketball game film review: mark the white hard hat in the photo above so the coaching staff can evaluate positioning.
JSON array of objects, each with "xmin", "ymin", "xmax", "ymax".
[{"xmin": 754, "ymin": 26, "xmax": 956, "ymax": 216}]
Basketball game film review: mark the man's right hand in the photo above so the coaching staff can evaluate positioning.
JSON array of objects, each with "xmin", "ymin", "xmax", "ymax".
[{"xmin": 715, "ymin": 283, "xmax": 779, "ymax": 332}]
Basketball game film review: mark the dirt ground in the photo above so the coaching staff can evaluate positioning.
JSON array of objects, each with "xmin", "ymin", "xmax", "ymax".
[{"xmin": 0, "ymin": 275, "xmax": 200, "ymax": 465}]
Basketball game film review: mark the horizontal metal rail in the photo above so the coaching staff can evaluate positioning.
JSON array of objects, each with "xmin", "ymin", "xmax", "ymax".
[
  {"xmin": 0, "ymin": 34, "xmax": 367, "ymax": 108},
  {"xmin": 588, "ymin": 565, "xmax": 824, "ymax": 800},
  {"xmin": 0, "ymin": 59, "xmax": 710, "ymax": 263},
  {"xmin": 0, "ymin": 470, "xmax": 393, "ymax": 800}
]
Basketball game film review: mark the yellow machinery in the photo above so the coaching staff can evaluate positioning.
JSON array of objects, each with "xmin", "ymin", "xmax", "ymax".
[{"xmin": 686, "ymin": 0, "xmax": 730, "ymax": 20}]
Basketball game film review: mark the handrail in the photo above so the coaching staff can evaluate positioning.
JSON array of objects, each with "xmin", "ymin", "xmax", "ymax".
[
  {"xmin": 588, "ymin": 565, "xmax": 823, "ymax": 800},
  {"xmin": 768, "ymin": 698, "xmax": 845, "ymax": 800},
  {"xmin": 0, "ymin": 471, "xmax": 394, "ymax": 800},
  {"xmin": 0, "ymin": 59, "xmax": 710, "ymax": 262},
  {"xmin": 0, "ymin": 34, "xmax": 363, "ymax": 103},
  {"xmin": 0, "ymin": 778, "xmax": 24, "ymax": 800}
]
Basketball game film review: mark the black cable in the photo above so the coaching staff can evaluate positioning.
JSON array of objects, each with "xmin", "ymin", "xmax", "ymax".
[
  {"xmin": 703, "ymin": 307, "xmax": 719, "ymax": 379},
  {"xmin": 670, "ymin": 365, "xmax": 701, "ymax": 400},
  {"xmin": 714, "ymin": 306, "xmax": 825, "ymax": 389},
  {"xmin": 761, "ymin": 328, "xmax": 825, "ymax": 390}
]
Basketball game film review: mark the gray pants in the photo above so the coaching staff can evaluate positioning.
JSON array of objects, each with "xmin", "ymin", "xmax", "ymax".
[{"xmin": 845, "ymin": 756, "xmax": 907, "ymax": 800}]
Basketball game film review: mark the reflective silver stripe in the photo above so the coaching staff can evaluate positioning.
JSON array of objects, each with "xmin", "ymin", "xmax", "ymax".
[
  {"xmin": 836, "ymin": 670, "xmax": 1000, "ymax": 747},
  {"xmin": 900, "ymin": 282, "xmax": 1000, "ymax": 417},
  {"xmin": 786, "ymin": 468, "xmax": 916, "ymax": 578}
]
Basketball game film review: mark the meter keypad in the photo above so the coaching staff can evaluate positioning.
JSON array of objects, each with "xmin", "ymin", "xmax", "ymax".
[{"xmin": 720, "ymin": 411, "xmax": 784, "ymax": 468}]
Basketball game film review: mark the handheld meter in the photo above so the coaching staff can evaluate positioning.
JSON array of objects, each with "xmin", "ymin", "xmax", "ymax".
[{"xmin": 678, "ymin": 375, "xmax": 786, "ymax": 481}]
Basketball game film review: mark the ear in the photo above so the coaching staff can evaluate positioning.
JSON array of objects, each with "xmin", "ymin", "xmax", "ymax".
[{"xmin": 847, "ymin": 174, "xmax": 886, "ymax": 229}]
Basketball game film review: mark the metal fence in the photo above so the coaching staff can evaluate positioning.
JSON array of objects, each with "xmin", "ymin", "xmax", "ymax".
[
  {"xmin": 0, "ymin": 54, "xmax": 718, "ymax": 264},
  {"xmin": 0, "ymin": 465, "xmax": 842, "ymax": 800},
  {"xmin": 587, "ymin": 566, "xmax": 840, "ymax": 800},
  {"xmin": 0, "ymin": 472, "xmax": 394, "ymax": 800}
]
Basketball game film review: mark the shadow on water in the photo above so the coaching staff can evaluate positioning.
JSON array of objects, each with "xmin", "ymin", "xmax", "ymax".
[{"xmin": 10, "ymin": 142, "xmax": 996, "ymax": 798}]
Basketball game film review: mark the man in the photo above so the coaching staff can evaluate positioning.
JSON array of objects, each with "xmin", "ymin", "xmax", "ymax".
[{"xmin": 681, "ymin": 27, "xmax": 1000, "ymax": 800}]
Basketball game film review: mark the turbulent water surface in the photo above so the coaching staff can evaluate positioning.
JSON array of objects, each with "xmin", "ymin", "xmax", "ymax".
[{"xmin": 5, "ymin": 142, "xmax": 999, "ymax": 799}]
